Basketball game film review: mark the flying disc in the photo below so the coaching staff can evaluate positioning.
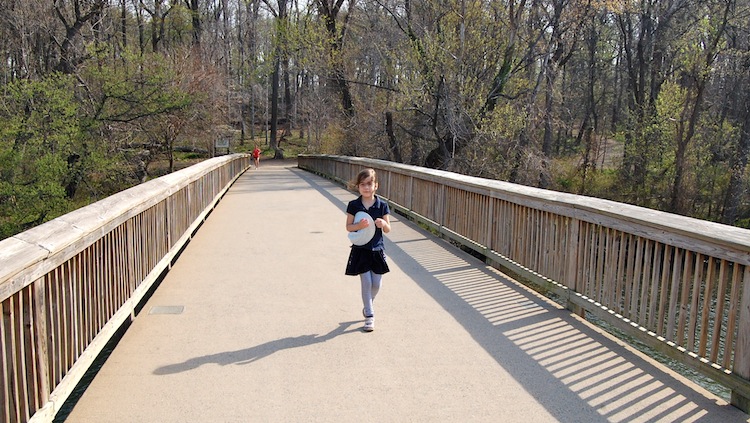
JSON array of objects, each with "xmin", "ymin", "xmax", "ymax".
[{"xmin": 348, "ymin": 211, "xmax": 376, "ymax": 246}]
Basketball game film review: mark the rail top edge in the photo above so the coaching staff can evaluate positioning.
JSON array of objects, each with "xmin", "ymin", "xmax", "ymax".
[
  {"xmin": 0, "ymin": 154, "xmax": 249, "ymax": 294},
  {"xmin": 298, "ymin": 154, "xmax": 750, "ymax": 255}
]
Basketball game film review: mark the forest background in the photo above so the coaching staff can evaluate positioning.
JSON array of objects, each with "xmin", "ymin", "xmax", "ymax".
[{"xmin": 1, "ymin": 0, "xmax": 749, "ymax": 240}]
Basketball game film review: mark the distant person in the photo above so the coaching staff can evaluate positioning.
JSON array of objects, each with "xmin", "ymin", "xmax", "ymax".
[
  {"xmin": 345, "ymin": 168, "xmax": 391, "ymax": 332},
  {"xmin": 252, "ymin": 145, "xmax": 261, "ymax": 169}
]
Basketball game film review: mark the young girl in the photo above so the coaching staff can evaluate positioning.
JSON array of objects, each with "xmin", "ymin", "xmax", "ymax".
[{"xmin": 345, "ymin": 168, "xmax": 391, "ymax": 332}]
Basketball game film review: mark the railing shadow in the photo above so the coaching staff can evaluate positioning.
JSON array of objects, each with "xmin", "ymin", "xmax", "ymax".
[
  {"xmin": 153, "ymin": 321, "xmax": 360, "ymax": 375},
  {"xmin": 384, "ymin": 229, "xmax": 747, "ymax": 422},
  {"xmin": 293, "ymin": 166, "xmax": 748, "ymax": 422},
  {"xmin": 289, "ymin": 167, "xmax": 349, "ymax": 211}
]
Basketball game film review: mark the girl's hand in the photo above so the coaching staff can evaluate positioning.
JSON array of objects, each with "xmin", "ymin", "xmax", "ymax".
[
  {"xmin": 374, "ymin": 216, "xmax": 391, "ymax": 233},
  {"xmin": 358, "ymin": 219, "xmax": 371, "ymax": 230},
  {"xmin": 375, "ymin": 218, "xmax": 389, "ymax": 229}
]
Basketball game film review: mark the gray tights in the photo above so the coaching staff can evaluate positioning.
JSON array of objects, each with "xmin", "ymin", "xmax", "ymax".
[{"xmin": 360, "ymin": 271, "xmax": 382, "ymax": 318}]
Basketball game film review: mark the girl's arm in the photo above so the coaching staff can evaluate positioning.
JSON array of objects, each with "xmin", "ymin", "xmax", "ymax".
[
  {"xmin": 375, "ymin": 214, "xmax": 391, "ymax": 234},
  {"xmin": 345, "ymin": 213, "xmax": 369, "ymax": 232}
]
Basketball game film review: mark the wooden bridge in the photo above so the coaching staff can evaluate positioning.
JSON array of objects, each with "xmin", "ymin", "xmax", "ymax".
[{"xmin": 2, "ymin": 155, "xmax": 750, "ymax": 422}]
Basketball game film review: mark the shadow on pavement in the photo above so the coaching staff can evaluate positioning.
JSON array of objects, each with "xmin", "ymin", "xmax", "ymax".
[
  {"xmin": 293, "ymin": 166, "xmax": 749, "ymax": 423},
  {"xmin": 153, "ymin": 321, "xmax": 361, "ymax": 375}
]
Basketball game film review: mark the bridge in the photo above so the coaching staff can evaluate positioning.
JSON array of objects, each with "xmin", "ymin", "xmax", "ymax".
[{"xmin": 2, "ymin": 155, "xmax": 750, "ymax": 422}]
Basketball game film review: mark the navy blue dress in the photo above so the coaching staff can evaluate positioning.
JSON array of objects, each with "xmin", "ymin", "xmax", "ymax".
[{"xmin": 345, "ymin": 195, "xmax": 390, "ymax": 275}]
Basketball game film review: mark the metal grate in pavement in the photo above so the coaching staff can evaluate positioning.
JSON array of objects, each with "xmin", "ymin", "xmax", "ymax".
[{"xmin": 148, "ymin": 305, "xmax": 184, "ymax": 315}]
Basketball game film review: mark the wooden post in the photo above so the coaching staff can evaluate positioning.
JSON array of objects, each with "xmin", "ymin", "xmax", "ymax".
[
  {"xmin": 408, "ymin": 175, "xmax": 413, "ymax": 211},
  {"xmin": 485, "ymin": 197, "xmax": 494, "ymax": 252},
  {"xmin": 731, "ymin": 266, "xmax": 750, "ymax": 412},
  {"xmin": 564, "ymin": 218, "xmax": 579, "ymax": 289},
  {"xmin": 565, "ymin": 218, "xmax": 584, "ymax": 316},
  {"xmin": 33, "ymin": 279, "xmax": 51, "ymax": 408}
]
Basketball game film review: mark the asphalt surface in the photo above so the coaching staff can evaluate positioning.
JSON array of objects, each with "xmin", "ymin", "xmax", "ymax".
[{"xmin": 63, "ymin": 160, "xmax": 750, "ymax": 422}]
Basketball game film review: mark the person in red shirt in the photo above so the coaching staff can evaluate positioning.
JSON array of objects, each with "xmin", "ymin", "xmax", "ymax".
[{"xmin": 252, "ymin": 145, "xmax": 261, "ymax": 169}]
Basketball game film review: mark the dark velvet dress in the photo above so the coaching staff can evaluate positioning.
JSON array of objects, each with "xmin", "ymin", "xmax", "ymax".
[{"xmin": 345, "ymin": 195, "xmax": 390, "ymax": 276}]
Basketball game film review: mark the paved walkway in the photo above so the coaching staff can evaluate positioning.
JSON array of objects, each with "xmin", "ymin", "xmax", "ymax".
[{"xmin": 63, "ymin": 160, "xmax": 749, "ymax": 422}]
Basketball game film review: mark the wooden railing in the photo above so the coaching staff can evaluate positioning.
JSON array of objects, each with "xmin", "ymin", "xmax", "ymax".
[
  {"xmin": 0, "ymin": 154, "xmax": 251, "ymax": 423},
  {"xmin": 298, "ymin": 154, "xmax": 750, "ymax": 412}
]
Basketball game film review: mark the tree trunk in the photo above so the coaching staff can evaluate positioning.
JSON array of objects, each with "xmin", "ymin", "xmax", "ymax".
[
  {"xmin": 120, "ymin": 0, "xmax": 127, "ymax": 50},
  {"xmin": 722, "ymin": 88, "xmax": 750, "ymax": 224},
  {"xmin": 270, "ymin": 56, "xmax": 282, "ymax": 158},
  {"xmin": 190, "ymin": 0, "xmax": 201, "ymax": 46},
  {"xmin": 385, "ymin": 111, "xmax": 402, "ymax": 163},
  {"xmin": 540, "ymin": 60, "xmax": 556, "ymax": 188},
  {"xmin": 53, "ymin": 0, "xmax": 107, "ymax": 74},
  {"xmin": 670, "ymin": 80, "xmax": 707, "ymax": 215},
  {"xmin": 136, "ymin": 0, "xmax": 146, "ymax": 55},
  {"xmin": 671, "ymin": 1, "xmax": 729, "ymax": 214},
  {"xmin": 316, "ymin": 0, "xmax": 356, "ymax": 119},
  {"xmin": 283, "ymin": 57, "xmax": 293, "ymax": 136}
]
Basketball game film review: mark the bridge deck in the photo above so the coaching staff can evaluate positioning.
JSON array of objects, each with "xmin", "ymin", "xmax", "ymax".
[{"xmin": 62, "ymin": 160, "xmax": 748, "ymax": 422}]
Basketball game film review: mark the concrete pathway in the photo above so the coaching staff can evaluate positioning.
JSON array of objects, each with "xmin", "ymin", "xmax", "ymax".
[{"xmin": 63, "ymin": 160, "xmax": 749, "ymax": 422}]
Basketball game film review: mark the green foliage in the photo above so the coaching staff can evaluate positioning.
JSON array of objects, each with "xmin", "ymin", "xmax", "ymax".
[
  {"xmin": 552, "ymin": 148, "xmax": 621, "ymax": 201},
  {"xmin": 687, "ymin": 118, "xmax": 737, "ymax": 219},
  {"xmin": 455, "ymin": 102, "xmax": 528, "ymax": 179},
  {"xmin": 0, "ymin": 74, "xmax": 85, "ymax": 238},
  {"xmin": 79, "ymin": 48, "xmax": 216, "ymax": 185},
  {"xmin": 85, "ymin": 51, "xmax": 193, "ymax": 123},
  {"xmin": 1, "ymin": 0, "xmax": 747, "ymax": 237}
]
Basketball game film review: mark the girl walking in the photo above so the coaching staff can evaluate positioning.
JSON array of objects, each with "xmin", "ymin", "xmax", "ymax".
[{"xmin": 345, "ymin": 168, "xmax": 391, "ymax": 332}]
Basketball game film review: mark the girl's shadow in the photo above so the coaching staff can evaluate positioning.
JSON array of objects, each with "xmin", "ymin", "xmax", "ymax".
[{"xmin": 153, "ymin": 320, "xmax": 360, "ymax": 375}]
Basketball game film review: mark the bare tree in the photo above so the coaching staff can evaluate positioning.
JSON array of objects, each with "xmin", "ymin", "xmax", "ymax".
[
  {"xmin": 668, "ymin": 0, "xmax": 732, "ymax": 214},
  {"xmin": 314, "ymin": 0, "xmax": 356, "ymax": 119},
  {"xmin": 616, "ymin": 0, "xmax": 692, "ymax": 198},
  {"xmin": 186, "ymin": 0, "xmax": 202, "ymax": 46},
  {"xmin": 140, "ymin": 0, "xmax": 180, "ymax": 53},
  {"xmin": 262, "ymin": 0, "xmax": 289, "ymax": 159},
  {"xmin": 721, "ymin": 5, "xmax": 750, "ymax": 224},
  {"xmin": 53, "ymin": 0, "xmax": 107, "ymax": 73}
]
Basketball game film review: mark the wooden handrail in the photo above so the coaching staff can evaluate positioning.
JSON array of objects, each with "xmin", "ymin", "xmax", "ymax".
[
  {"xmin": 0, "ymin": 154, "xmax": 251, "ymax": 423},
  {"xmin": 298, "ymin": 154, "xmax": 750, "ymax": 413}
]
